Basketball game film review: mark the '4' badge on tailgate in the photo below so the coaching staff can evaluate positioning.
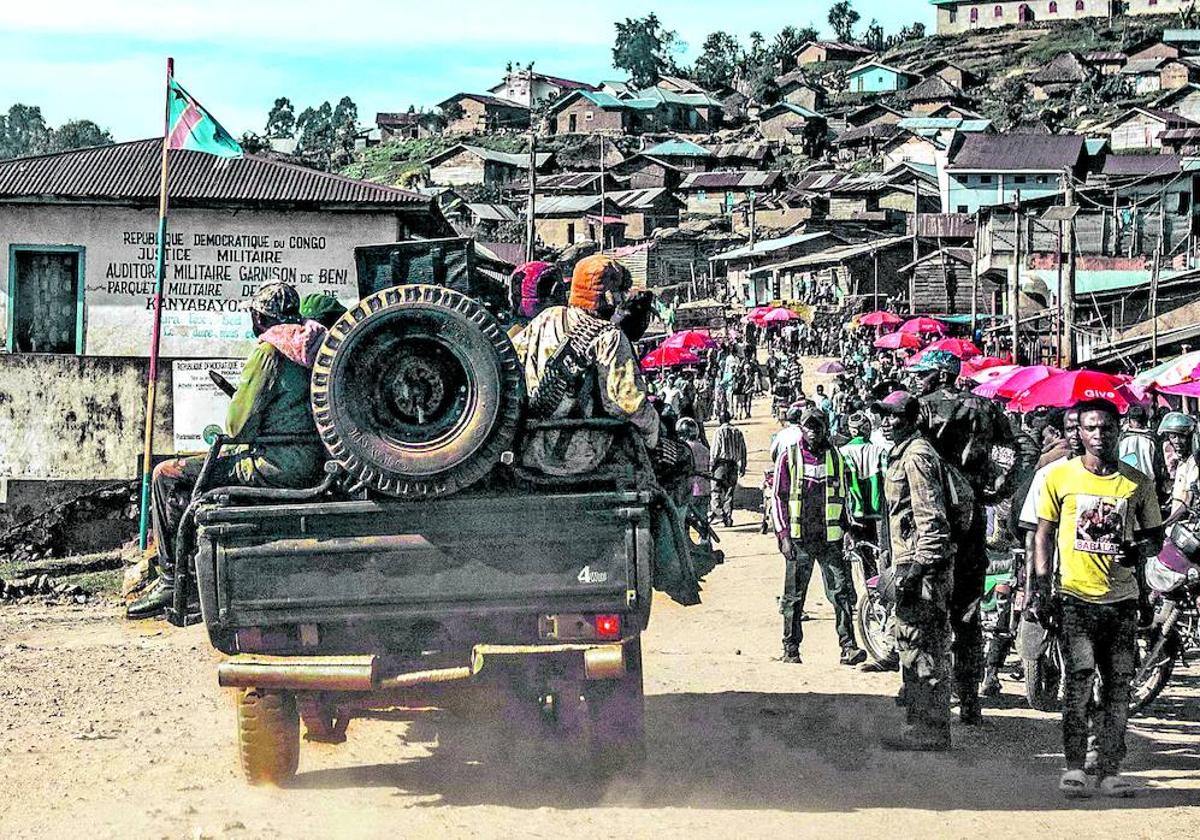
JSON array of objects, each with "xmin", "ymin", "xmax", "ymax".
[{"xmin": 577, "ymin": 566, "xmax": 609, "ymax": 584}]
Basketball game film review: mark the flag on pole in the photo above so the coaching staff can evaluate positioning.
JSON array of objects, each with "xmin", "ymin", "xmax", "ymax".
[{"xmin": 166, "ymin": 79, "xmax": 242, "ymax": 158}]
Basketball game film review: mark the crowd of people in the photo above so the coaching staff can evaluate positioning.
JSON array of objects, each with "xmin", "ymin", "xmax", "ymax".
[
  {"xmin": 126, "ymin": 253, "xmax": 1194, "ymax": 800},
  {"xmin": 745, "ymin": 311, "xmax": 1200, "ymax": 799}
]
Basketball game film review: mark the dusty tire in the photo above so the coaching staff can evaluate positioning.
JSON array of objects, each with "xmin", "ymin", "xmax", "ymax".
[
  {"xmin": 856, "ymin": 590, "xmax": 898, "ymax": 669},
  {"xmin": 1130, "ymin": 627, "xmax": 1178, "ymax": 716},
  {"xmin": 237, "ymin": 689, "xmax": 300, "ymax": 786},
  {"xmin": 1023, "ymin": 655, "xmax": 1061, "ymax": 712},
  {"xmin": 311, "ymin": 284, "xmax": 524, "ymax": 499}
]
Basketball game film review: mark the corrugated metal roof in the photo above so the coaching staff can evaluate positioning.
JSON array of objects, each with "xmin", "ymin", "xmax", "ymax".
[
  {"xmin": 948, "ymin": 133, "xmax": 1085, "ymax": 172},
  {"xmin": 746, "ymin": 235, "xmax": 911, "ymax": 274},
  {"xmin": 608, "ymin": 187, "xmax": 678, "ymax": 209},
  {"xmin": 679, "ymin": 170, "xmax": 782, "ymax": 190},
  {"xmin": 466, "ymin": 203, "xmax": 519, "ymax": 222},
  {"xmin": 710, "ymin": 142, "xmax": 771, "ymax": 161},
  {"xmin": 538, "ymin": 172, "xmax": 605, "ymax": 190},
  {"xmin": 642, "ymin": 139, "xmax": 712, "ymax": 158},
  {"xmin": 710, "ymin": 231, "xmax": 832, "ymax": 263},
  {"xmin": 760, "ymin": 102, "xmax": 823, "ymax": 120},
  {"xmin": 437, "ymin": 92, "xmax": 528, "ymax": 110},
  {"xmin": 425, "ymin": 143, "xmax": 552, "ymax": 169},
  {"xmin": 1101, "ymin": 154, "xmax": 1182, "ymax": 177},
  {"xmin": 901, "ymin": 75, "xmax": 964, "ymax": 102},
  {"xmin": 1121, "ymin": 57, "xmax": 1169, "ymax": 75},
  {"xmin": 531, "ymin": 195, "xmax": 621, "ymax": 215},
  {"xmin": 0, "ymin": 139, "xmax": 429, "ymax": 207}
]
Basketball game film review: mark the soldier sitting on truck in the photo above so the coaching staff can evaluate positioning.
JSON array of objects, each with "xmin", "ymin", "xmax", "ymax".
[
  {"xmin": 127, "ymin": 283, "xmax": 327, "ymax": 620},
  {"xmin": 512, "ymin": 254, "xmax": 661, "ymax": 477}
]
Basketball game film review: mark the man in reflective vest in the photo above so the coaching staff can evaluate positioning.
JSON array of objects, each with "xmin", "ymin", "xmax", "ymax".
[{"xmin": 771, "ymin": 406, "xmax": 865, "ymax": 665}]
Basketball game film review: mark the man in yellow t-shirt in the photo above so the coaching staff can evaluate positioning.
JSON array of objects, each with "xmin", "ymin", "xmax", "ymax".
[{"xmin": 1031, "ymin": 399, "xmax": 1163, "ymax": 800}]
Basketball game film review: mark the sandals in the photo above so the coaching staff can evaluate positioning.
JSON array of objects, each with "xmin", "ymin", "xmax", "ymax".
[
  {"xmin": 1059, "ymin": 769, "xmax": 1092, "ymax": 798},
  {"xmin": 1098, "ymin": 774, "xmax": 1137, "ymax": 798}
]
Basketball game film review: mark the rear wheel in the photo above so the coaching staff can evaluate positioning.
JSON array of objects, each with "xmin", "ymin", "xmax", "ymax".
[
  {"xmin": 1023, "ymin": 653, "xmax": 1061, "ymax": 712},
  {"xmin": 856, "ymin": 589, "xmax": 898, "ymax": 669},
  {"xmin": 237, "ymin": 689, "xmax": 300, "ymax": 786},
  {"xmin": 1130, "ymin": 627, "xmax": 1179, "ymax": 716}
]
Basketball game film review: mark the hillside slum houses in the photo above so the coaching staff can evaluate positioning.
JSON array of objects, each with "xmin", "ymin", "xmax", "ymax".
[
  {"xmin": 10, "ymin": 31, "xmax": 1200, "ymax": 511},
  {"xmin": 357, "ymin": 32, "xmax": 1200, "ymax": 368}
]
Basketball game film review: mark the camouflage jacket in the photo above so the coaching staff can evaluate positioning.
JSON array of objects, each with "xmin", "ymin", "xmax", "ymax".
[{"xmin": 885, "ymin": 433, "xmax": 954, "ymax": 570}]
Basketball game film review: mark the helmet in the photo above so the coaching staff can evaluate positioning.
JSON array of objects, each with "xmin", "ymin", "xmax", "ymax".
[
  {"xmin": 676, "ymin": 417, "xmax": 700, "ymax": 441},
  {"xmin": 1157, "ymin": 411, "xmax": 1197, "ymax": 436}
]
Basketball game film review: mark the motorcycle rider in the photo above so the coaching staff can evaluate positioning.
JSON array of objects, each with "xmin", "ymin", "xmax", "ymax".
[
  {"xmin": 874, "ymin": 390, "xmax": 957, "ymax": 751},
  {"xmin": 1160, "ymin": 411, "xmax": 1196, "ymax": 483},
  {"xmin": 1119, "ymin": 404, "xmax": 1168, "ymax": 504},
  {"xmin": 1161, "ymin": 412, "xmax": 1199, "ymax": 526},
  {"xmin": 1029, "ymin": 399, "xmax": 1164, "ymax": 798}
]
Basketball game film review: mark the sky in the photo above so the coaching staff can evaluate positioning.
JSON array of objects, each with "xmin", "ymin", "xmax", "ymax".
[{"xmin": 0, "ymin": 1, "xmax": 934, "ymax": 141}]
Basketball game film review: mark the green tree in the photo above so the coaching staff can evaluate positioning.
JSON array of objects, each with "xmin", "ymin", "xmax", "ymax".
[
  {"xmin": 296, "ymin": 101, "xmax": 335, "ymax": 169},
  {"xmin": 693, "ymin": 32, "xmax": 741, "ymax": 90},
  {"xmin": 48, "ymin": 119, "xmax": 112, "ymax": 152},
  {"xmin": 332, "ymin": 96, "xmax": 360, "ymax": 169},
  {"xmin": 0, "ymin": 104, "xmax": 52, "ymax": 158},
  {"xmin": 771, "ymin": 25, "xmax": 818, "ymax": 68},
  {"xmin": 827, "ymin": 0, "xmax": 860, "ymax": 42},
  {"xmin": 612, "ymin": 13, "xmax": 679, "ymax": 88},
  {"xmin": 862, "ymin": 19, "xmax": 884, "ymax": 52},
  {"xmin": 238, "ymin": 131, "xmax": 270, "ymax": 154},
  {"xmin": 264, "ymin": 97, "xmax": 296, "ymax": 139}
]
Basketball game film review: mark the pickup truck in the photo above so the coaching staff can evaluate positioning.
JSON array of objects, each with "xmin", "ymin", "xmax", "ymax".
[{"xmin": 183, "ymin": 242, "xmax": 669, "ymax": 785}]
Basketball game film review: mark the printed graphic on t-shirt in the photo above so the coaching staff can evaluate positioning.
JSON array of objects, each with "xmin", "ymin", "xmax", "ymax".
[{"xmin": 1073, "ymin": 494, "xmax": 1126, "ymax": 555}]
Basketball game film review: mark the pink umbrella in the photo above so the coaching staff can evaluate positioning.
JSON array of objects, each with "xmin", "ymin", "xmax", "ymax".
[
  {"xmin": 969, "ymin": 363, "xmax": 1020, "ymax": 384},
  {"xmin": 874, "ymin": 332, "xmax": 924, "ymax": 350},
  {"xmin": 899, "ymin": 317, "xmax": 947, "ymax": 336},
  {"xmin": 1009, "ymin": 369, "xmax": 1133, "ymax": 413},
  {"xmin": 961, "ymin": 356, "xmax": 1009, "ymax": 379},
  {"xmin": 761, "ymin": 307, "xmax": 799, "ymax": 323},
  {"xmin": 860, "ymin": 310, "xmax": 903, "ymax": 327},
  {"xmin": 924, "ymin": 338, "xmax": 982, "ymax": 359},
  {"xmin": 993, "ymin": 364, "xmax": 1062, "ymax": 400},
  {"xmin": 661, "ymin": 329, "xmax": 717, "ymax": 351},
  {"xmin": 641, "ymin": 345, "xmax": 702, "ymax": 370}
]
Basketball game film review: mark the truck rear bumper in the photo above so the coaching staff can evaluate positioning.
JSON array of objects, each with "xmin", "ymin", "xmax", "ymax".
[{"xmin": 217, "ymin": 639, "xmax": 632, "ymax": 692}]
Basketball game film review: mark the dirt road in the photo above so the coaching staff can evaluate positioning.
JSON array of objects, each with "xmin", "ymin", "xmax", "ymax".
[{"xmin": 1, "ymin": 388, "xmax": 1198, "ymax": 839}]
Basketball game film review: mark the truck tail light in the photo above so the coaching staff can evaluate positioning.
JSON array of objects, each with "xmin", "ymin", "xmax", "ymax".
[{"xmin": 594, "ymin": 614, "xmax": 621, "ymax": 638}]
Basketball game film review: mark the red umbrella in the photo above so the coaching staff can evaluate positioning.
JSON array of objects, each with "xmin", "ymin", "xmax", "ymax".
[
  {"xmin": 641, "ymin": 345, "xmax": 702, "ymax": 369},
  {"xmin": 899, "ymin": 317, "xmax": 947, "ymax": 336},
  {"xmin": 924, "ymin": 337, "xmax": 982, "ymax": 359},
  {"xmin": 860, "ymin": 310, "xmax": 903, "ymax": 327},
  {"xmin": 993, "ymin": 364, "xmax": 1061, "ymax": 400},
  {"xmin": 661, "ymin": 329, "xmax": 717, "ymax": 351},
  {"xmin": 874, "ymin": 332, "xmax": 924, "ymax": 350},
  {"xmin": 1009, "ymin": 369, "xmax": 1133, "ymax": 413}
]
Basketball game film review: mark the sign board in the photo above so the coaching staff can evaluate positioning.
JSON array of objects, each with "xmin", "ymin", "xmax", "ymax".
[{"xmin": 172, "ymin": 359, "xmax": 244, "ymax": 452}]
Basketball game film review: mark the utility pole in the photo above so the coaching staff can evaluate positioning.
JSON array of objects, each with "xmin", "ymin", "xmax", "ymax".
[
  {"xmin": 598, "ymin": 134, "xmax": 607, "ymax": 253},
  {"xmin": 1151, "ymin": 200, "xmax": 1165, "ymax": 362},
  {"xmin": 749, "ymin": 189, "xmax": 758, "ymax": 250},
  {"xmin": 1011, "ymin": 191, "xmax": 1022, "ymax": 364},
  {"xmin": 911, "ymin": 179, "xmax": 921, "ymax": 313},
  {"xmin": 525, "ymin": 130, "xmax": 538, "ymax": 263},
  {"xmin": 1064, "ymin": 173, "xmax": 1077, "ymax": 367},
  {"xmin": 970, "ymin": 211, "xmax": 980, "ymax": 338}
]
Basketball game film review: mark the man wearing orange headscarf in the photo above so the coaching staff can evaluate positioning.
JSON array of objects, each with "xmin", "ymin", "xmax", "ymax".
[{"xmin": 512, "ymin": 254, "xmax": 660, "ymax": 476}]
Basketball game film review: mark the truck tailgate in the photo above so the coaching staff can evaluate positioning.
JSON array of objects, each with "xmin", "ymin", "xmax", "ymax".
[{"xmin": 194, "ymin": 491, "xmax": 652, "ymax": 629}]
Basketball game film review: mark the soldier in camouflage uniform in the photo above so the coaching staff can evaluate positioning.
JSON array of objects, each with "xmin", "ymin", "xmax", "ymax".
[
  {"xmin": 911, "ymin": 350, "xmax": 1032, "ymax": 725},
  {"xmin": 875, "ymin": 391, "xmax": 955, "ymax": 751}
]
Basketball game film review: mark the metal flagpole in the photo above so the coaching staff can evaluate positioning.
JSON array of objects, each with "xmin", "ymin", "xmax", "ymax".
[{"xmin": 137, "ymin": 56, "xmax": 175, "ymax": 549}]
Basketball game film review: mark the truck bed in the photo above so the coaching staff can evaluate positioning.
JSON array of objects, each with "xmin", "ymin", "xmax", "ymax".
[{"xmin": 193, "ymin": 490, "xmax": 654, "ymax": 652}]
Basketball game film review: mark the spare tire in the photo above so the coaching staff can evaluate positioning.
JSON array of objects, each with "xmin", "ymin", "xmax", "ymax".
[{"xmin": 311, "ymin": 284, "xmax": 524, "ymax": 498}]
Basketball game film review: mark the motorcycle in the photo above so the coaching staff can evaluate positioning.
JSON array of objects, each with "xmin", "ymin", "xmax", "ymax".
[
  {"xmin": 1011, "ymin": 546, "xmax": 1063, "ymax": 712},
  {"xmin": 854, "ymin": 543, "xmax": 1019, "ymax": 674},
  {"xmin": 1130, "ymin": 524, "xmax": 1200, "ymax": 715}
]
